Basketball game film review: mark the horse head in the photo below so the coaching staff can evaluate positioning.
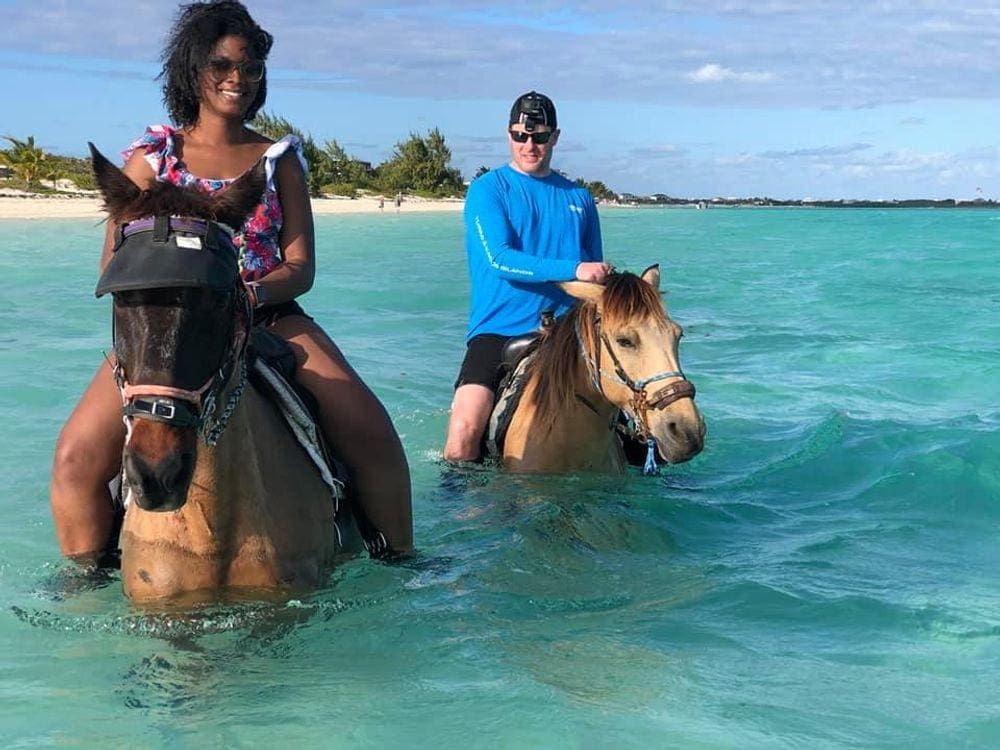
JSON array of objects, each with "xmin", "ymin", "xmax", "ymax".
[
  {"xmin": 89, "ymin": 143, "xmax": 264, "ymax": 512},
  {"xmin": 560, "ymin": 265, "xmax": 705, "ymax": 466}
]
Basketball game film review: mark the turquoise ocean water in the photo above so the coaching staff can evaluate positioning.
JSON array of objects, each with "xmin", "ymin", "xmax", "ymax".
[{"xmin": 0, "ymin": 207, "xmax": 997, "ymax": 747}]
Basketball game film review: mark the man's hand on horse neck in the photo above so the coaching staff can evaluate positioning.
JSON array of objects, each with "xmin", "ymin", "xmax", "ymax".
[{"xmin": 575, "ymin": 261, "xmax": 614, "ymax": 283}]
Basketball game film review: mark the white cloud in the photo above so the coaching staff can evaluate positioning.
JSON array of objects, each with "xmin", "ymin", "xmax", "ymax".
[
  {"xmin": 687, "ymin": 63, "xmax": 773, "ymax": 84},
  {"xmin": 629, "ymin": 144, "xmax": 687, "ymax": 160},
  {"xmin": 588, "ymin": 142, "xmax": 1000, "ymax": 200},
  {"xmin": 1, "ymin": 1, "xmax": 997, "ymax": 108},
  {"xmin": 713, "ymin": 153, "xmax": 761, "ymax": 167},
  {"xmin": 759, "ymin": 144, "xmax": 873, "ymax": 160}
]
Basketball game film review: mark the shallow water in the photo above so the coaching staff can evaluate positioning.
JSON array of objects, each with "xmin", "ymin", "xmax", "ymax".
[{"xmin": 1, "ymin": 208, "xmax": 998, "ymax": 747}]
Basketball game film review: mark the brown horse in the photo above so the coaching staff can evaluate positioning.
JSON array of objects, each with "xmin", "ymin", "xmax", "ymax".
[
  {"xmin": 88, "ymin": 145, "xmax": 362, "ymax": 605},
  {"xmin": 502, "ymin": 265, "xmax": 705, "ymax": 473}
]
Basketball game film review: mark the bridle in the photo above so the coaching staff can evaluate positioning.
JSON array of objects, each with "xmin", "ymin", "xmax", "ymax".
[
  {"xmin": 105, "ymin": 216, "xmax": 252, "ymax": 447},
  {"xmin": 575, "ymin": 310, "xmax": 696, "ymax": 473},
  {"xmin": 112, "ymin": 313, "xmax": 249, "ymax": 448}
]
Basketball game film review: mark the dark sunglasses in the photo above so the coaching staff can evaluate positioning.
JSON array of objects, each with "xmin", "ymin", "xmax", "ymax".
[
  {"xmin": 509, "ymin": 129, "xmax": 555, "ymax": 144},
  {"xmin": 205, "ymin": 57, "xmax": 265, "ymax": 83}
]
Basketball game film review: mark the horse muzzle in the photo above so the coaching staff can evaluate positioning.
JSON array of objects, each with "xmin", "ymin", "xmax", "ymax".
[
  {"xmin": 644, "ymin": 382, "xmax": 706, "ymax": 465},
  {"xmin": 656, "ymin": 423, "xmax": 705, "ymax": 463},
  {"xmin": 653, "ymin": 411, "xmax": 706, "ymax": 464},
  {"xmin": 122, "ymin": 419, "xmax": 198, "ymax": 512}
]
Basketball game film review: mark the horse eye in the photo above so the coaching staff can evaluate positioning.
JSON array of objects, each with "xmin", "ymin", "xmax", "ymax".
[{"xmin": 616, "ymin": 336, "xmax": 636, "ymax": 349}]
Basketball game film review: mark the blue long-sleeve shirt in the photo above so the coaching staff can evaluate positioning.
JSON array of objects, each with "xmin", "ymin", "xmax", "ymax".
[{"xmin": 463, "ymin": 165, "xmax": 603, "ymax": 341}]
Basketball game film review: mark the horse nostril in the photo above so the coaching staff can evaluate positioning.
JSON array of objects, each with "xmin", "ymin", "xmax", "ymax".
[
  {"xmin": 160, "ymin": 452, "xmax": 194, "ymax": 489},
  {"xmin": 124, "ymin": 452, "xmax": 151, "ymax": 488},
  {"xmin": 124, "ymin": 450, "xmax": 195, "ymax": 510}
]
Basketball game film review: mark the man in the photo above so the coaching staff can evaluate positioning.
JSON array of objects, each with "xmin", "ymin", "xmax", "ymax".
[{"xmin": 444, "ymin": 90, "xmax": 612, "ymax": 462}]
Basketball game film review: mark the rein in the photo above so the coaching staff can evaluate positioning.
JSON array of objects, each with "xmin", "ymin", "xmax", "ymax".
[{"xmin": 575, "ymin": 311, "xmax": 696, "ymax": 474}]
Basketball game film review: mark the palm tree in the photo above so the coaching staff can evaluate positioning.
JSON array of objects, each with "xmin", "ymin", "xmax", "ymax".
[{"xmin": 2, "ymin": 135, "xmax": 49, "ymax": 188}]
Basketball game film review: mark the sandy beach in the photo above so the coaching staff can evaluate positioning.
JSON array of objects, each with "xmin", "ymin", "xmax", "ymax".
[{"xmin": 0, "ymin": 192, "xmax": 464, "ymax": 220}]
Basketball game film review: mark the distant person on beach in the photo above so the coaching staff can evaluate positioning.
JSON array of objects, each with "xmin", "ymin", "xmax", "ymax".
[
  {"xmin": 443, "ymin": 90, "xmax": 610, "ymax": 462},
  {"xmin": 50, "ymin": 0, "xmax": 412, "ymax": 564},
  {"xmin": 394, "ymin": 193, "xmax": 402, "ymax": 212},
  {"xmin": 379, "ymin": 197, "xmax": 384, "ymax": 211}
]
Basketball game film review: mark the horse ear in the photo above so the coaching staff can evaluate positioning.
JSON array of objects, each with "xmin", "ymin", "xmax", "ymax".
[
  {"xmin": 640, "ymin": 264, "xmax": 661, "ymax": 290},
  {"xmin": 212, "ymin": 158, "xmax": 266, "ymax": 231},
  {"xmin": 558, "ymin": 280, "xmax": 606, "ymax": 306},
  {"xmin": 89, "ymin": 142, "xmax": 141, "ymax": 219}
]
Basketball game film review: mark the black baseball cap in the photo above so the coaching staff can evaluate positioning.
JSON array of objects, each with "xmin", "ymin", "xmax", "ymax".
[{"xmin": 509, "ymin": 91, "xmax": 557, "ymax": 132}]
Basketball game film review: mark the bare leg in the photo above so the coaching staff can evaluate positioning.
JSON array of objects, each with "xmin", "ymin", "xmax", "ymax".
[
  {"xmin": 50, "ymin": 360, "xmax": 125, "ymax": 564},
  {"xmin": 443, "ymin": 384, "xmax": 495, "ymax": 462},
  {"xmin": 270, "ymin": 316, "xmax": 413, "ymax": 554}
]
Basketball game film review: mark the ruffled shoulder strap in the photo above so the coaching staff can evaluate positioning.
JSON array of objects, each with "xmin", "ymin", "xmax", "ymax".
[
  {"xmin": 120, "ymin": 124, "xmax": 180, "ymax": 182},
  {"xmin": 261, "ymin": 134, "xmax": 308, "ymax": 191}
]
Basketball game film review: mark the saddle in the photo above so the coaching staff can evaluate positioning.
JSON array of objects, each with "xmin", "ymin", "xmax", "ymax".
[
  {"xmin": 247, "ymin": 327, "xmax": 318, "ymax": 419},
  {"xmin": 483, "ymin": 332, "xmax": 543, "ymax": 460}
]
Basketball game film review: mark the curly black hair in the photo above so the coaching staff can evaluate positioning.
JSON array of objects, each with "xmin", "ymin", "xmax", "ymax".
[{"xmin": 159, "ymin": 0, "xmax": 273, "ymax": 126}]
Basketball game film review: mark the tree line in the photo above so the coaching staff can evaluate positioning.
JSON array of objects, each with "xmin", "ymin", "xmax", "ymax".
[
  {"xmin": 2, "ymin": 115, "xmax": 619, "ymax": 201},
  {"xmin": 250, "ymin": 112, "xmax": 464, "ymax": 198}
]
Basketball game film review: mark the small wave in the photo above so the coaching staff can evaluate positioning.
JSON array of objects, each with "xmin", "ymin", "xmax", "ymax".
[{"xmin": 9, "ymin": 595, "xmax": 359, "ymax": 640}]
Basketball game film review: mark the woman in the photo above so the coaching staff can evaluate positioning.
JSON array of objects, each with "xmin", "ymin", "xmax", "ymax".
[{"xmin": 50, "ymin": 0, "xmax": 412, "ymax": 563}]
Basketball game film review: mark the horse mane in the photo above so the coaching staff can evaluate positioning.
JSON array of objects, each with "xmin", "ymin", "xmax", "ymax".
[
  {"xmin": 87, "ymin": 142, "xmax": 265, "ymax": 229},
  {"xmin": 528, "ymin": 272, "xmax": 668, "ymax": 430}
]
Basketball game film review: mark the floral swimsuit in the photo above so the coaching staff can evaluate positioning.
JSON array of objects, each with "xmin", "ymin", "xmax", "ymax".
[{"xmin": 123, "ymin": 124, "xmax": 307, "ymax": 282}]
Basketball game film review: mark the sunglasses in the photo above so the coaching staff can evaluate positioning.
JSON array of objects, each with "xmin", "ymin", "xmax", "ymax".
[
  {"xmin": 509, "ymin": 129, "xmax": 555, "ymax": 145},
  {"xmin": 205, "ymin": 57, "xmax": 265, "ymax": 83}
]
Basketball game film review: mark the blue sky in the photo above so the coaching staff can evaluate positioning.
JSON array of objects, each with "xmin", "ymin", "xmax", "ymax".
[{"xmin": 2, "ymin": 1, "xmax": 998, "ymax": 199}]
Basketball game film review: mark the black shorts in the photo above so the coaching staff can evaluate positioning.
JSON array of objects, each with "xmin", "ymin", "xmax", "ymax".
[
  {"xmin": 454, "ymin": 334, "xmax": 511, "ymax": 391},
  {"xmin": 253, "ymin": 300, "xmax": 313, "ymax": 328}
]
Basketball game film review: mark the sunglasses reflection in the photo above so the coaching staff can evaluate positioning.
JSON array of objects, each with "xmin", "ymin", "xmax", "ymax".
[
  {"xmin": 509, "ymin": 130, "xmax": 554, "ymax": 145},
  {"xmin": 205, "ymin": 58, "xmax": 265, "ymax": 83}
]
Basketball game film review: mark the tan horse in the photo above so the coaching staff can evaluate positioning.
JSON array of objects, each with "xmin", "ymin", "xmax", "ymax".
[
  {"xmin": 502, "ymin": 265, "xmax": 705, "ymax": 473},
  {"xmin": 88, "ymin": 145, "xmax": 362, "ymax": 605}
]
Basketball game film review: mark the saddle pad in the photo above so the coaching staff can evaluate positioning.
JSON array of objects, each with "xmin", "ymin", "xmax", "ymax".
[
  {"xmin": 250, "ymin": 358, "xmax": 347, "ymax": 509},
  {"xmin": 485, "ymin": 353, "xmax": 535, "ymax": 460}
]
